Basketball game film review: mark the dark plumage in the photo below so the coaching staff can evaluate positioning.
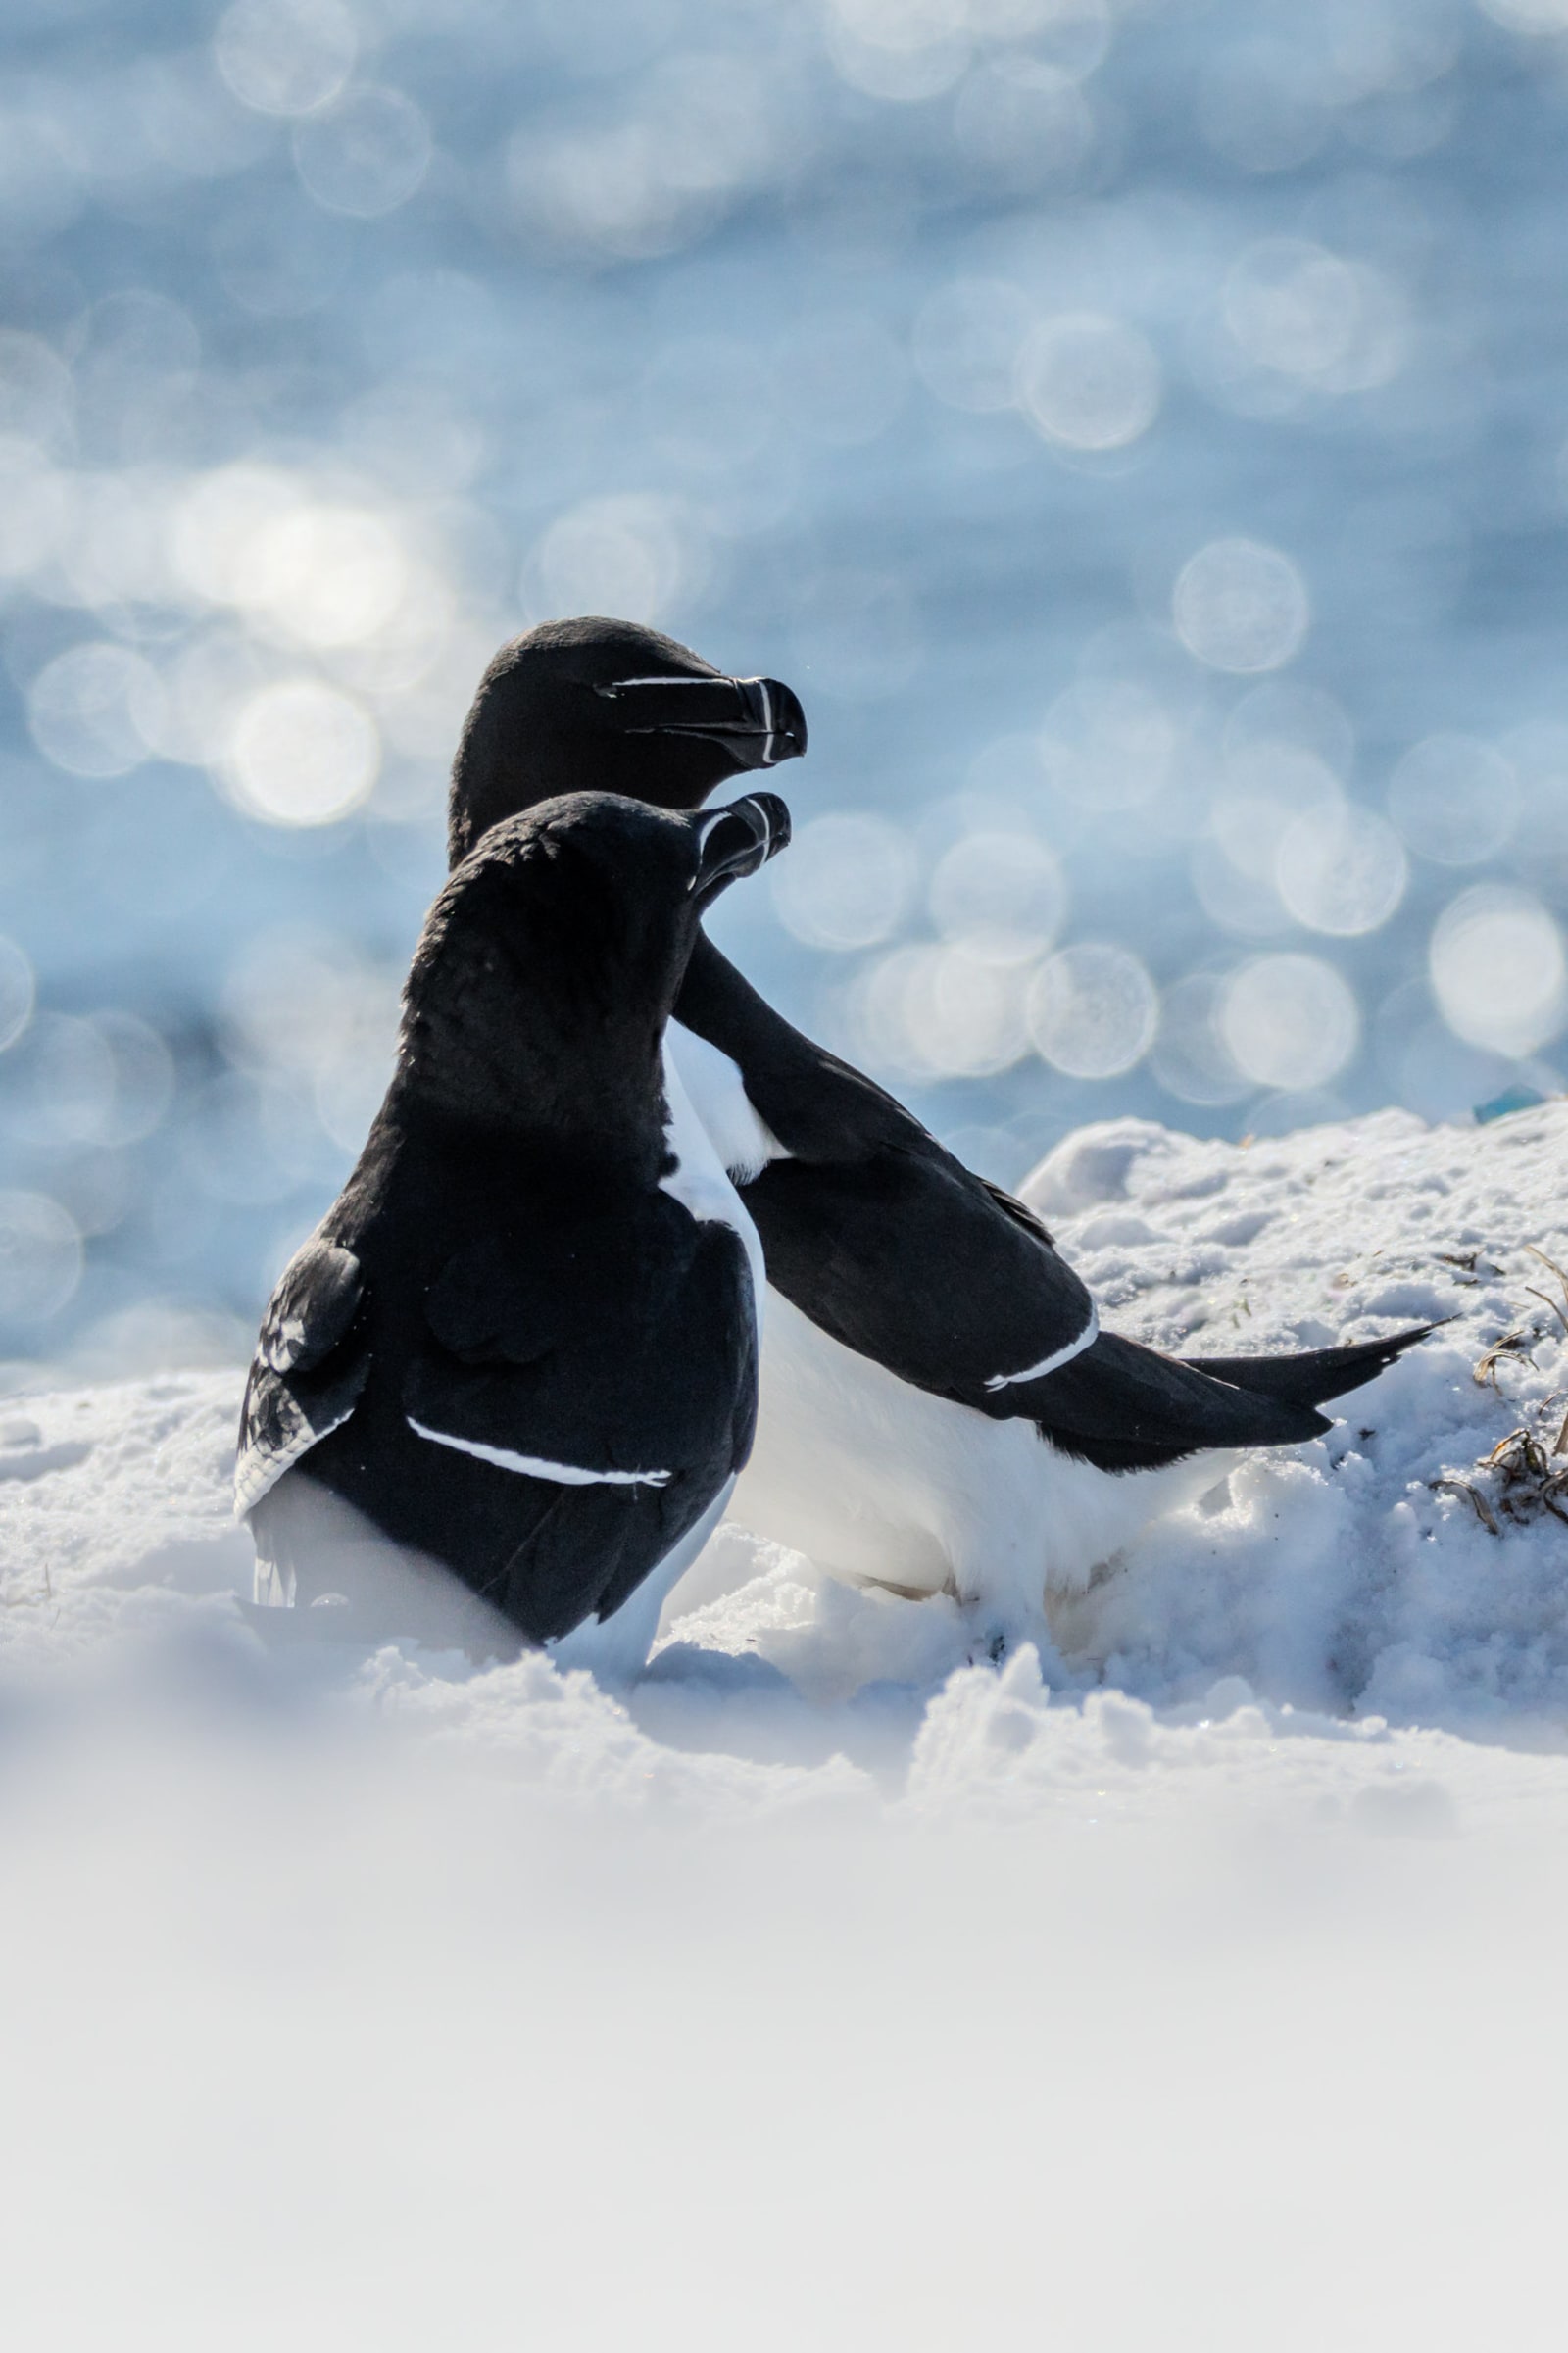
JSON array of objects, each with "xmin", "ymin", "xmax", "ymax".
[
  {"xmin": 674, "ymin": 936, "xmax": 1427, "ymax": 1474},
  {"xmin": 441, "ymin": 618, "xmax": 1432, "ymax": 1614},
  {"xmin": 448, "ymin": 615, "xmax": 804, "ymax": 865},
  {"xmin": 237, "ymin": 787, "xmax": 789, "ymax": 1665}
]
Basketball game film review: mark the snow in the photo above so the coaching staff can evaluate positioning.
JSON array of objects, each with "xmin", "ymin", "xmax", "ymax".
[{"xmin": 7, "ymin": 1103, "xmax": 1568, "ymax": 2346}]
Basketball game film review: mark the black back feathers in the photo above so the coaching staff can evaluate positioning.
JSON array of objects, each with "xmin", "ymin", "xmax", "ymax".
[
  {"xmin": 438, "ymin": 621, "xmax": 1430, "ymax": 1501},
  {"xmin": 677, "ymin": 934, "xmax": 1432, "ymax": 1475},
  {"xmin": 237, "ymin": 789, "xmax": 787, "ymax": 1650}
]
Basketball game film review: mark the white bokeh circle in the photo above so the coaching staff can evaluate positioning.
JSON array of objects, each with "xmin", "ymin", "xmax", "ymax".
[
  {"xmin": 1429, "ymin": 887, "xmax": 1566, "ymax": 1057},
  {"xmin": 227, "ymin": 678, "xmax": 379, "ymax": 826},
  {"xmin": 1027, "ymin": 943, "xmax": 1158, "ymax": 1078},
  {"xmin": 1220, "ymin": 953, "xmax": 1359, "ymax": 1089},
  {"xmin": 1015, "ymin": 313, "xmax": 1161, "ymax": 452},
  {"xmin": 214, "ymin": 0, "xmax": 357, "ymax": 118},
  {"xmin": 0, "ymin": 1192, "xmax": 82, "ymax": 1323},
  {"xmin": 1275, "ymin": 805, "xmax": 1408, "ymax": 936},
  {"xmin": 769, "ymin": 813, "xmax": 915, "ymax": 953},
  {"xmin": 1387, "ymin": 734, "xmax": 1518, "ymax": 866},
  {"xmin": 929, "ymin": 832, "xmax": 1066, "ymax": 966},
  {"xmin": 1173, "ymin": 538, "xmax": 1310, "ymax": 674},
  {"xmin": 27, "ymin": 644, "xmax": 167, "ymax": 779}
]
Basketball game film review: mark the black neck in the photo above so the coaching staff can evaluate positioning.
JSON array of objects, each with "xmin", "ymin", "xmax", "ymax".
[
  {"xmin": 397, "ymin": 1005, "xmax": 668, "ymax": 1187},
  {"xmin": 674, "ymin": 933, "xmax": 911, "ymax": 1164}
]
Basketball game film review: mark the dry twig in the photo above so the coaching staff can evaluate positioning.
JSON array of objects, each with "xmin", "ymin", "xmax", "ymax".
[
  {"xmin": 1433, "ymin": 1424, "xmax": 1568, "ymax": 1535},
  {"xmin": 1524, "ymin": 1286, "xmax": 1568, "ymax": 1339},
  {"xmin": 1433, "ymin": 1476, "xmax": 1500, "ymax": 1535},
  {"xmin": 1474, "ymin": 1329, "xmax": 1538, "ymax": 1393}
]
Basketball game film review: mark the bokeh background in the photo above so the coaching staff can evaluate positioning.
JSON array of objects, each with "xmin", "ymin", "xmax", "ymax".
[{"xmin": 2, "ymin": 0, "xmax": 1568, "ymax": 1372}]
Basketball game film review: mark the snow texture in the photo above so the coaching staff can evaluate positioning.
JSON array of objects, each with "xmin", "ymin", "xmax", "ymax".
[{"xmin": 7, "ymin": 1104, "xmax": 1568, "ymax": 2348}]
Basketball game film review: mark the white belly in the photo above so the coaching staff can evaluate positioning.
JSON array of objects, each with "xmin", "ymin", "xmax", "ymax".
[
  {"xmin": 732, "ymin": 1292, "xmax": 1233, "ymax": 1617},
  {"xmin": 664, "ymin": 1020, "xmax": 1227, "ymax": 1616},
  {"xmin": 660, "ymin": 1024, "xmax": 768, "ymax": 1311}
]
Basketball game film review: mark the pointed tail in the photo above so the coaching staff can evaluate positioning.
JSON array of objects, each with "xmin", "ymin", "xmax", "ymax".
[
  {"xmin": 1180, "ymin": 1323, "xmax": 1438, "ymax": 1411},
  {"xmin": 1024, "ymin": 1323, "xmax": 1437, "ymax": 1475}
]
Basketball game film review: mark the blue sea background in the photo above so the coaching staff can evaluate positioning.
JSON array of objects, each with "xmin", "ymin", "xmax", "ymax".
[{"xmin": 2, "ymin": 0, "xmax": 1567, "ymax": 1368}]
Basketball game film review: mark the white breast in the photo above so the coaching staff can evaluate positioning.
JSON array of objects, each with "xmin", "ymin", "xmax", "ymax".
[
  {"xmin": 662, "ymin": 1028, "xmax": 1222, "ymax": 1623},
  {"xmin": 658, "ymin": 1024, "xmax": 768, "ymax": 1313},
  {"xmin": 663, "ymin": 1021, "xmax": 787, "ymax": 1186},
  {"xmin": 730, "ymin": 1292, "xmax": 1233, "ymax": 1616}
]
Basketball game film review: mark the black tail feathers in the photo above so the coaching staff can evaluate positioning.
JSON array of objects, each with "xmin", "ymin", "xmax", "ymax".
[
  {"xmin": 1030, "ymin": 1321, "xmax": 1437, "ymax": 1475},
  {"xmin": 1181, "ymin": 1322, "xmax": 1438, "ymax": 1412}
]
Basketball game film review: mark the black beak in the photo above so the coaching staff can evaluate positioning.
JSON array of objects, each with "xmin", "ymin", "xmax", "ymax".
[
  {"xmin": 595, "ymin": 673, "xmax": 807, "ymax": 768},
  {"xmin": 691, "ymin": 791, "xmax": 792, "ymax": 907}
]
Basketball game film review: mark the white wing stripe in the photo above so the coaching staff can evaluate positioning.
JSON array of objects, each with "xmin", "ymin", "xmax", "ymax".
[
  {"xmin": 983, "ymin": 1305, "xmax": 1100, "ymax": 1393},
  {"xmin": 235, "ymin": 1397, "xmax": 358, "ymax": 1518},
  {"xmin": 408, "ymin": 1417, "xmax": 672, "ymax": 1487}
]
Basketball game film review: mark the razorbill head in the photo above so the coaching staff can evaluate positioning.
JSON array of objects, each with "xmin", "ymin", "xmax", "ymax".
[
  {"xmin": 442, "ymin": 622, "xmax": 1430, "ymax": 1640},
  {"xmin": 448, "ymin": 615, "xmax": 806, "ymax": 865},
  {"xmin": 236, "ymin": 785, "xmax": 790, "ymax": 1676}
]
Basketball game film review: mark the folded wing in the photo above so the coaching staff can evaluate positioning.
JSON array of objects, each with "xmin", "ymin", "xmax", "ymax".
[
  {"xmin": 402, "ymin": 1195, "xmax": 757, "ymax": 1637},
  {"xmin": 743, "ymin": 1152, "xmax": 1096, "ymax": 1408},
  {"xmin": 235, "ymin": 1236, "xmax": 369, "ymax": 1516}
]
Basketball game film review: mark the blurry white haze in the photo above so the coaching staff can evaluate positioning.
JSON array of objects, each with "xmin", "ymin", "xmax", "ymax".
[
  {"xmin": 7, "ymin": 4, "xmax": 1568, "ymax": 2340},
  {"xmin": 9, "ymin": 1690, "xmax": 1568, "ymax": 2353},
  {"xmin": 6, "ymin": 1099, "xmax": 1568, "ymax": 2345}
]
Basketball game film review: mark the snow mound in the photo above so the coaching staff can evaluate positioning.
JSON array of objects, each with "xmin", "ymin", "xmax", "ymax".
[
  {"xmin": 1021, "ymin": 1101, "xmax": 1568, "ymax": 1726},
  {"xmin": 8, "ymin": 1108, "xmax": 1568, "ymax": 2348},
  {"xmin": 9, "ymin": 1105, "xmax": 1563, "ymax": 1797},
  {"xmin": 9, "ymin": 1103, "xmax": 1568, "ymax": 1774}
]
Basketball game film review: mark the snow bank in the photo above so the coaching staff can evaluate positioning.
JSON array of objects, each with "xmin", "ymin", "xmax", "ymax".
[
  {"xmin": 7, "ymin": 1104, "xmax": 1568, "ymax": 2347},
  {"xmin": 1024, "ymin": 1100, "xmax": 1568, "ymax": 1726}
]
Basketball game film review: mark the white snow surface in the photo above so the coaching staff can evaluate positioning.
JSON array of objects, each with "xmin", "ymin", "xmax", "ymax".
[{"xmin": 8, "ymin": 1104, "xmax": 1568, "ymax": 2348}]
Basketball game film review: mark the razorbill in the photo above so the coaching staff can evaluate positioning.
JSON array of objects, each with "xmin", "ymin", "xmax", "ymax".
[
  {"xmin": 236, "ymin": 785, "xmax": 790, "ymax": 1675},
  {"xmin": 448, "ymin": 614, "xmax": 805, "ymax": 866},
  {"xmin": 446, "ymin": 618, "xmax": 1430, "ymax": 1631}
]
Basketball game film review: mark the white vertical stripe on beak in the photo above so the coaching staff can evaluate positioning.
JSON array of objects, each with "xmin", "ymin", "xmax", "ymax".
[
  {"xmin": 757, "ymin": 677, "xmax": 776, "ymax": 766},
  {"xmin": 691, "ymin": 805, "xmax": 725, "ymax": 890},
  {"xmin": 693, "ymin": 799, "xmax": 767, "ymax": 892}
]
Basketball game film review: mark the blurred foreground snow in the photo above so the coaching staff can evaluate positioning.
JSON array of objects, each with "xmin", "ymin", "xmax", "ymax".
[{"xmin": 5, "ymin": 1102, "xmax": 1568, "ymax": 2346}]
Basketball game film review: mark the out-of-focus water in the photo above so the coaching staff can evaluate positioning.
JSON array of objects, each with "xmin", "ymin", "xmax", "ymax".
[{"xmin": 2, "ymin": 0, "xmax": 1567, "ymax": 1368}]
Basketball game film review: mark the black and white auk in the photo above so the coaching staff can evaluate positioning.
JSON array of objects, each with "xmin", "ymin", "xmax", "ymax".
[
  {"xmin": 236, "ymin": 786, "xmax": 789, "ymax": 1675},
  {"xmin": 441, "ymin": 616, "xmax": 1431, "ymax": 1636}
]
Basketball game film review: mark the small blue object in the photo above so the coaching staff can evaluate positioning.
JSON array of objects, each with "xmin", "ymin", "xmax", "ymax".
[{"xmin": 1472, "ymin": 1084, "xmax": 1547, "ymax": 1124}]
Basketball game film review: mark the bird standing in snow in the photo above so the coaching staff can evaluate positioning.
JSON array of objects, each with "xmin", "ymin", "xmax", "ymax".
[
  {"xmin": 445, "ymin": 617, "xmax": 1429, "ymax": 1638},
  {"xmin": 236, "ymin": 786, "xmax": 789, "ymax": 1674}
]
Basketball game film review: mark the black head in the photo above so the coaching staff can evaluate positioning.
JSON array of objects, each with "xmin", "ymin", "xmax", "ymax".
[
  {"xmin": 447, "ymin": 615, "xmax": 807, "ymax": 866},
  {"xmin": 404, "ymin": 787, "xmax": 791, "ymax": 1153}
]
